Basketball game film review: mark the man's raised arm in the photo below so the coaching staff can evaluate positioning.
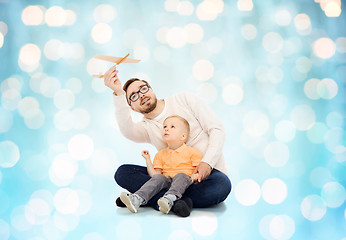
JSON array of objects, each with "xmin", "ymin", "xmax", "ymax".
[{"xmin": 104, "ymin": 66, "xmax": 149, "ymax": 143}]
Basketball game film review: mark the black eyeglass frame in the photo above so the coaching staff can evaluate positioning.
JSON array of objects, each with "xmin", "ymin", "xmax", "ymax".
[{"xmin": 128, "ymin": 84, "xmax": 150, "ymax": 105}]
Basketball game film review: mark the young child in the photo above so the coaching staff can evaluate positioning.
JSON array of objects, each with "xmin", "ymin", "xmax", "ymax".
[{"xmin": 120, "ymin": 115, "xmax": 202, "ymax": 215}]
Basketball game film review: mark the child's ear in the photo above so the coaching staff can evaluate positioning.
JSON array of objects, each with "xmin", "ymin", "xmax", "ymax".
[{"xmin": 181, "ymin": 133, "xmax": 187, "ymax": 141}]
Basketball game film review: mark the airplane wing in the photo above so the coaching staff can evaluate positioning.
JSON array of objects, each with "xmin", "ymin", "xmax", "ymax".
[
  {"xmin": 92, "ymin": 74, "xmax": 104, "ymax": 78},
  {"xmin": 93, "ymin": 55, "xmax": 141, "ymax": 64}
]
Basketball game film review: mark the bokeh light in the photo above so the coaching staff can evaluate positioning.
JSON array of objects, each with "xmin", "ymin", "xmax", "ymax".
[
  {"xmin": 91, "ymin": 23, "xmax": 112, "ymax": 44},
  {"xmin": 191, "ymin": 212, "xmax": 218, "ymax": 236},
  {"xmin": 22, "ymin": 5, "xmax": 45, "ymax": 26},
  {"xmin": 241, "ymin": 24, "xmax": 257, "ymax": 40},
  {"xmin": 193, "ymin": 59, "xmax": 214, "ymax": 81},
  {"xmin": 54, "ymin": 89, "xmax": 75, "ymax": 110},
  {"xmin": 93, "ymin": 4, "xmax": 117, "ymax": 23},
  {"xmin": 290, "ymin": 105, "xmax": 316, "ymax": 131},
  {"xmin": 54, "ymin": 188, "xmax": 80, "ymax": 215},
  {"xmin": 275, "ymin": 9, "xmax": 292, "ymax": 26},
  {"xmin": 49, "ymin": 153, "xmax": 78, "ymax": 186},
  {"xmin": 264, "ymin": 142, "xmax": 289, "ymax": 167},
  {"xmin": 261, "ymin": 178, "xmax": 288, "ymax": 204},
  {"xmin": 234, "ymin": 179, "xmax": 261, "ymax": 206},
  {"xmin": 237, "ymin": 0, "xmax": 253, "ymax": 11},
  {"xmin": 321, "ymin": 182, "xmax": 346, "ymax": 208},
  {"xmin": 307, "ymin": 122, "xmax": 328, "ymax": 144},
  {"xmin": 45, "ymin": 6, "xmax": 66, "ymax": 27},
  {"xmin": 177, "ymin": 1, "xmax": 194, "ymax": 16},
  {"xmin": 68, "ymin": 134, "xmax": 94, "ymax": 160},
  {"xmin": 196, "ymin": 0, "xmax": 224, "ymax": 21},
  {"xmin": 262, "ymin": 32, "xmax": 284, "ymax": 53},
  {"xmin": 243, "ymin": 110, "xmax": 270, "ymax": 137},
  {"xmin": 0, "ymin": 33, "xmax": 4, "ymax": 48},
  {"xmin": 0, "ymin": 141, "xmax": 20, "ymax": 168},
  {"xmin": 274, "ymin": 120, "xmax": 296, "ymax": 142},
  {"xmin": 301, "ymin": 195, "xmax": 327, "ymax": 221},
  {"xmin": 0, "ymin": 1, "xmax": 345, "ymax": 239},
  {"xmin": 0, "ymin": 107, "xmax": 13, "ymax": 133},
  {"xmin": 313, "ymin": 37, "xmax": 336, "ymax": 59},
  {"xmin": 0, "ymin": 219, "xmax": 10, "ymax": 239},
  {"xmin": 18, "ymin": 44, "xmax": 41, "ymax": 72},
  {"xmin": 25, "ymin": 198, "xmax": 51, "ymax": 225},
  {"xmin": 259, "ymin": 214, "xmax": 295, "ymax": 239}
]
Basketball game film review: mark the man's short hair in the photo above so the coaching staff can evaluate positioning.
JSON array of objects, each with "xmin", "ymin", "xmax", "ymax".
[
  {"xmin": 164, "ymin": 115, "xmax": 190, "ymax": 141},
  {"xmin": 123, "ymin": 78, "xmax": 151, "ymax": 93}
]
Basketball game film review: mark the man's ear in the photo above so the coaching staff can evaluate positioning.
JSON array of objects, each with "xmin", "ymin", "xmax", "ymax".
[{"xmin": 130, "ymin": 105, "xmax": 134, "ymax": 111}]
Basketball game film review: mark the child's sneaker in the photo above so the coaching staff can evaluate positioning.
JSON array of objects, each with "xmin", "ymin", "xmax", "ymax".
[
  {"xmin": 157, "ymin": 196, "xmax": 173, "ymax": 214},
  {"xmin": 120, "ymin": 192, "xmax": 142, "ymax": 213}
]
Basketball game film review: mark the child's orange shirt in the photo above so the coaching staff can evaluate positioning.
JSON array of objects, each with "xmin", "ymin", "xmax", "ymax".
[{"xmin": 153, "ymin": 144, "xmax": 203, "ymax": 178}]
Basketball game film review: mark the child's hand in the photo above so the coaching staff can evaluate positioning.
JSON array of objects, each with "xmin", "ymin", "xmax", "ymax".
[
  {"xmin": 141, "ymin": 150, "xmax": 151, "ymax": 160},
  {"xmin": 190, "ymin": 173, "xmax": 199, "ymax": 183}
]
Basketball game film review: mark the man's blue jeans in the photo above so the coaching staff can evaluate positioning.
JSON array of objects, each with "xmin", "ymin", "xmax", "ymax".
[{"xmin": 114, "ymin": 164, "xmax": 232, "ymax": 210}]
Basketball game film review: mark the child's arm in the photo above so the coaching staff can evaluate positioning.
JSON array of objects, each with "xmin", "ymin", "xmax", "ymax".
[{"xmin": 142, "ymin": 150, "xmax": 162, "ymax": 177}]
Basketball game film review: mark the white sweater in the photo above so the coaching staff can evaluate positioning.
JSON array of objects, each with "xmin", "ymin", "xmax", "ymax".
[{"xmin": 113, "ymin": 91, "xmax": 227, "ymax": 175}]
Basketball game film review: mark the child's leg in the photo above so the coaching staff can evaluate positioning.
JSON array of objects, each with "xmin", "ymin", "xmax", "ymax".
[
  {"xmin": 165, "ymin": 173, "xmax": 192, "ymax": 200},
  {"xmin": 114, "ymin": 164, "xmax": 167, "ymax": 209},
  {"xmin": 157, "ymin": 173, "xmax": 192, "ymax": 214},
  {"xmin": 121, "ymin": 174, "xmax": 170, "ymax": 213},
  {"xmin": 135, "ymin": 174, "xmax": 170, "ymax": 204}
]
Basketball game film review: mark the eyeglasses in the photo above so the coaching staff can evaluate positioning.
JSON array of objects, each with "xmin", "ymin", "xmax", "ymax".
[{"xmin": 128, "ymin": 84, "xmax": 150, "ymax": 104}]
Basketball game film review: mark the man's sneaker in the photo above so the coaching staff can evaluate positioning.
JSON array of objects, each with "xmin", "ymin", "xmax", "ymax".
[
  {"xmin": 157, "ymin": 196, "xmax": 173, "ymax": 214},
  {"xmin": 115, "ymin": 197, "xmax": 126, "ymax": 207},
  {"xmin": 120, "ymin": 192, "xmax": 141, "ymax": 213},
  {"xmin": 172, "ymin": 197, "xmax": 193, "ymax": 217}
]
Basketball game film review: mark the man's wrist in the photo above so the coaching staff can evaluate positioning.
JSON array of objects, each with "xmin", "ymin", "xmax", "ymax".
[
  {"xmin": 201, "ymin": 161, "xmax": 212, "ymax": 170},
  {"xmin": 113, "ymin": 91, "xmax": 124, "ymax": 96}
]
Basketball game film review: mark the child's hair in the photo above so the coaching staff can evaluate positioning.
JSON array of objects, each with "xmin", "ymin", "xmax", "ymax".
[{"xmin": 164, "ymin": 115, "xmax": 190, "ymax": 141}]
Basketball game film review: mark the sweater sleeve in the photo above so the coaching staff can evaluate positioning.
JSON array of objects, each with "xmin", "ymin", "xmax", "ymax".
[
  {"xmin": 182, "ymin": 92, "xmax": 225, "ymax": 168},
  {"xmin": 113, "ymin": 93, "xmax": 149, "ymax": 143}
]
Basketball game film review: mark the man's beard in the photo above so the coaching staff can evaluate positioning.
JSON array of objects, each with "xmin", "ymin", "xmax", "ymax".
[{"xmin": 140, "ymin": 97, "xmax": 157, "ymax": 114}]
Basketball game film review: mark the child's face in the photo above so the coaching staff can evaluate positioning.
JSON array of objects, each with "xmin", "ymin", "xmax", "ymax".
[{"xmin": 162, "ymin": 117, "xmax": 187, "ymax": 143}]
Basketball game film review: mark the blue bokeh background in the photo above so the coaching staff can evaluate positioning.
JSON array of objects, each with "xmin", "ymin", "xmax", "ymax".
[{"xmin": 0, "ymin": 0, "xmax": 345, "ymax": 239}]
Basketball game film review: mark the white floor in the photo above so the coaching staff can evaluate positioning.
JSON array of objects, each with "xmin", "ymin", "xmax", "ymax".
[{"xmin": 113, "ymin": 200, "xmax": 232, "ymax": 239}]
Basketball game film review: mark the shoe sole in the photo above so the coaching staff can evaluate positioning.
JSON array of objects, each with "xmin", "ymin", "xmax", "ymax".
[
  {"xmin": 157, "ymin": 198, "xmax": 170, "ymax": 214},
  {"xmin": 120, "ymin": 193, "xmax": 137, "ymax": 213}
]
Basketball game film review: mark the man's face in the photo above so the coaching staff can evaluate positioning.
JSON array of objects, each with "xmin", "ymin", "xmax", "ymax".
[{"xmin": 126, "ymin": 80, "xmax": 157, "ymax": 114}]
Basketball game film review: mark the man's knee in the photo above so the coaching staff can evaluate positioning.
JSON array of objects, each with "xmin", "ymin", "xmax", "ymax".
[
  {"xmin": 114, "ymin": 164, "xmax": 132, "ymax": 186},
  {"xmin": 220, "ymin": 174, "xmax": 232, "ymax": 198},
  {"xmin": 206, "ymin": 170, "xmax": 232, "ymax": 202}
]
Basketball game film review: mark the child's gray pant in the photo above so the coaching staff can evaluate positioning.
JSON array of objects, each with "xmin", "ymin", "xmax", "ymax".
[{"xmin": 135, "ymin": 173, "xmax": 192, "ymax": 204}]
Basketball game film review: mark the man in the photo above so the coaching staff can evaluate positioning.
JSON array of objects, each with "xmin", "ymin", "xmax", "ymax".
[{"xmin": 104, "ymin": 65, "xmax": 231, "ymax": 217}]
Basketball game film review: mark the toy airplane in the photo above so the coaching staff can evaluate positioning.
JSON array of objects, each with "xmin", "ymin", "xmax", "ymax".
[{"xmin": 91, "ymin": 53, "xmax": 140, "ymax": 78}]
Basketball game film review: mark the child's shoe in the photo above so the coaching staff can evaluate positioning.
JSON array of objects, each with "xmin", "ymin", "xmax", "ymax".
[
  {"xmin": 157, "ymin": 196, "xmax": 173, "ymax": 214},
  {"xmin": 120, "ymin": 192, "xmax": 142, "ymax": 213}
]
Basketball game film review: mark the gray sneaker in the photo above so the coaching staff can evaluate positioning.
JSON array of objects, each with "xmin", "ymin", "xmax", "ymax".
[
  {"xmin": 120, "ymin": 192, "xmax": 141, "ymax": 213},
  {"xmin": 157, "ymin": 196, "xmax": 173, "ymax": 214}
]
